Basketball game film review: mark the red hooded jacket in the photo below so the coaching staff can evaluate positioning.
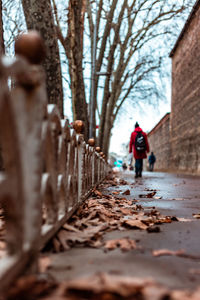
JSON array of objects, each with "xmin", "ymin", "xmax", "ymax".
[{"xmin": 129, "ymin": 127, "xmax": 149, "ymax": 159}]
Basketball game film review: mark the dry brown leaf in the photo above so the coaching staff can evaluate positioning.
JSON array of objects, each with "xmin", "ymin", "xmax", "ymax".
[
  {"xmin": 112, "ymin": 191, "xmax": 120, "ymax": 195},
  {"xmin": 170, "ymin": 290, "xmax": 192, "ymax": 300},
  {"xmin": 119, "ymin": 179, "xmax": 128, "ymax": 185},
  {"xmin": 122, "ymin": 219, "xmax": 148, "ymax": 230},
  {"xmin": 57, "ymin": 224, "xmax": 107, "ymax": 249},
  {"xmin": 104, "ymin": 238, "xmax": 136, "ymax": 251},
  {"xmin": 104, "ymin": 239, "xmax": 118, "ymax": 250},
  {"xmin": 120, "ymin": 208, "xmax": 133, "ymax": 215},
  {"xmin": 193, "ymin": 213, "xmax": 200, "ymax": 219},
  {"xmin": 87, "ymin": 198, "xmax": 99, "ymax": 208},
  {"xmin": 152, "ymin": 249, "xmax": 185, "ymax": 257},
  {"xmin": 118, "ymin": 238, "xmax": 137, "ymax": 251},
  {"xmin": 155, "ymin": 217, "xmax": 172, "ymax": 224},
  {"xmin": 139, "ymin": 191, "xmax": 156, "ymax": 198},
  {"xmin": 89, "ymin": 240, "xmax": 103, "ymax": 248},
  {"xmin": 178, "ymin": 217, "xmax": 193, "ymax": 222},
  {"xmin": 143, "ymin": 285, "xmax": 169, "ymax": 300},
  {"xmin": 62, "ymin": 224, "xmax": 80, "ymax": 232},
  {"xmin": 122, "ymin": 189, "xmax": 130, "ymax": 195},
  {"xmin": 39, "ymin": 256, "xmax": 52, "ymax": 273},
  {"xmin": 93, "ymin": 190, "xmax": 102, "ymax": 197}
]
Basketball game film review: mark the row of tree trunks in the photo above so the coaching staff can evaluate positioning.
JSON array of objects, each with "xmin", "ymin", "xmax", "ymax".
[{"xmin": 21, "ymin": 0, "xmax": 64, "ymax": 117}]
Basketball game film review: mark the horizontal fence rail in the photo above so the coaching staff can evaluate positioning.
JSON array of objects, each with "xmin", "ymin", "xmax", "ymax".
[{"xmin": 0, "ymin": 54, "xmax": 111, "ymax": 294}]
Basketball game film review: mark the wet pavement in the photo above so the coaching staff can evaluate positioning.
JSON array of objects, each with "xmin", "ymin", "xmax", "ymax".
[{"xmin": 44, "ymin": 171, "xmax": 200, "ymax": 290}]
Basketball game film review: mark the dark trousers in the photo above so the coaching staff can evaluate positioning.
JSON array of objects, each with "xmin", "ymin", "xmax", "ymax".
[
  {"xmin": 135, "ymin": 159, "xmax": 143, "ymax": 176},
  {"xmin": 149, "ymin": 163, "xmax": 154, "ymax": 171}
]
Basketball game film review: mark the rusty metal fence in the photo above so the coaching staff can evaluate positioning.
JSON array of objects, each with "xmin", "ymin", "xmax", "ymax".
[{"xmin": 0, "ymin": 55, "xmax": 111, "ymax": 293}]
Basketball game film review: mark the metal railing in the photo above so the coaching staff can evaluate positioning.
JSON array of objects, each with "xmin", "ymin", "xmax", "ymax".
[{"xmin": 0, "ymin": 54, "xmax": 111, "ymax": 294}]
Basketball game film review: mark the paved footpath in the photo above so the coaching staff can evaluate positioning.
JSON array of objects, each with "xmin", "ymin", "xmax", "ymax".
[{"xmin": 44, "ymin": 171, "xmax": 200, "ymax": 291}]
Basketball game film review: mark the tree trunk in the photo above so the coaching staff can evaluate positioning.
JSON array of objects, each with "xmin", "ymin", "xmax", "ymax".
[
  {"xmin": 67, "ymin": 0, "xmax": 89, "ymax": 140},
  {"xmin": 21, "ymin": 0, "xmax": 64, "ymax": 117},
  {"xmin": 98, "ymin": 0, "xmax": 127, "ymax": 149},
  {"xmin": 0, "ymin": 0, "xmax": 4, "ymax": 170},
  {"xmin": 102, "ymin": 118, "xmax": 112, "ymax": 157},
  {"xmin": 0, "ymin": 0, "xmax": 4, "ymax": 56}
]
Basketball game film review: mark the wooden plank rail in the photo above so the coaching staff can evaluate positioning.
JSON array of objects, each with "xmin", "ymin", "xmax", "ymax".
[{"xmin": 0, "ymin": 53, "xmax": 111, "ymax": 294}]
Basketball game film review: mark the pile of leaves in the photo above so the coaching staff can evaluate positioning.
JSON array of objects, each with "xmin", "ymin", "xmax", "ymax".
[
  {"xmin": 52, "ymin": 177, "xmax": 177, "ymax": 253},
  {"xmin": 6, "ymin": 272, "xmax": 200, "ymax": 300}
]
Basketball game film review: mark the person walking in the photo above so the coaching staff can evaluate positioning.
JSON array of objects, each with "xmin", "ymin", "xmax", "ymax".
[
  {"xmin": 129, "ymin": 122, "xmax": 149, "ymax": 178},
  {"xmin": 148, "ymin": 152, "xmax": 156, "ymax": 171}
]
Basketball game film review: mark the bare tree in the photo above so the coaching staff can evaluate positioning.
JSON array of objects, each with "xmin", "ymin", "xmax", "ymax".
[
  {"xmin": 21, "ymin": 0, "xmax": 64, "ymax": 117},
  {"xmin": 53, "ymin": 0, "xmax": 89, "ymax": 140},
  {"xmin": 86, "ymin": 0, "xmax": 193, "ymax": 156}
]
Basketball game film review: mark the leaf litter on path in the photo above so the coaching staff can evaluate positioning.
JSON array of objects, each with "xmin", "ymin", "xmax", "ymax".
[
  {"xmin": 50, "ymin": 175, "xmax": 179, "ymax": 252},
  {"xmin": 6, "ymin": 174, "xmax": 200, "ymax": 300},
  {"xmin": 39, "ymin": 272, "xmax": 200, "ymax": 300},
  {"xmin": 7, "ymin": 271, "xmax": 200, "ymax": 300}
]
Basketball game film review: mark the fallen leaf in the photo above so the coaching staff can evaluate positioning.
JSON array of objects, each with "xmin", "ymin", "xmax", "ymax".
[
  {"xmin": 112, "ymin": 191, "xmax": 120, "ymax": 195},
  {"xmin": 193, "ymin": 213, "xmax": 200, "ymax": 219},
  {"xmin": 62, "ymin": 224, "xmax": 80, "ymax": 232},
  {"xmin": 39, "ymin": 256, "xmax": 52, "ymax": 273},
  {"xmin": 122, "ymin": 189, "xmax": 130, "ymax": 195},
  {"xmin": 139, "ymin": 191, "xmax": 156, "ymax": 198},
  {"xmin": 57, "ymin": 224, "xmax": 107, "ymax": 250},
  {"xmin": 178, "ymin": 217, "xmax": 193, "ymax": 222},
  {"xmin": 152, "ymin": 249, "xmax": 185, "ymax": 257},
  {"xmin": 93, "ymin": 190, "xmax": 102, "ymax": 197},
  {"xmin": 119, "ymin": 179, "xmax": 128, "ymax": 185},
  {"xmin": 104, "ymin": 238, "xmax": 136, "ymax": 251},
  {"xmin": 122, "ymin": 219, "xmax": 148, "ymax": 230},
  {"xmin": 120, "ymin": 208, "xmax": 133, "ymax": 215}
]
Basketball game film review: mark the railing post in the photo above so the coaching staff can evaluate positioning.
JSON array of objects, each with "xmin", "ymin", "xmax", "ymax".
[{"xmin": 88, "ymin": 139, "xmax": 95, "ymax": 188}]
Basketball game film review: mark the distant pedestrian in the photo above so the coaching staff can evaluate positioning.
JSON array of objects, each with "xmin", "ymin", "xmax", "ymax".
[
  {"xmin": 122, "ymin": 162, "xmax": 128, "ymax": 170},
  {"xmin": 129, "ymin": 122, "xmax": 149, "ymax": 178},
  {"xmin": 148, "ymin": 152, "xmax": 156, "ymax": 171}
]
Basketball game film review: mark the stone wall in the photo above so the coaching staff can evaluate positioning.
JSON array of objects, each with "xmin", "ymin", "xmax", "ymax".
[
  {"xmin": 170, "ymin": 2, "xmax": 200, "ymax": 174},
  {"xmin": 147, "ymin": 113, "xmax": 170, "ymax": 171}
]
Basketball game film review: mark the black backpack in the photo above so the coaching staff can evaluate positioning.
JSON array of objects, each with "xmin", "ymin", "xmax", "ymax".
[{"xmin": 135, "ymin": 132, "xmax": 146, "ymax": 152}]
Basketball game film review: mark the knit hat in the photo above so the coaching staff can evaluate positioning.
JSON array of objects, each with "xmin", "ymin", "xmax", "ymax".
[{"xmin": 135, "ymin": 122, "xmax": 139, "ymax": 128}]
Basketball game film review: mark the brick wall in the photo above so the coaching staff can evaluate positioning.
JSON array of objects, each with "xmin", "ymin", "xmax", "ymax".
[
  {"xmin": 170, "ymin": 3, "xmax": 200, "ymax": 174},
  {"xmin": 147, "ymin": 113, "xmax": 170, "ymax": 171}
]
